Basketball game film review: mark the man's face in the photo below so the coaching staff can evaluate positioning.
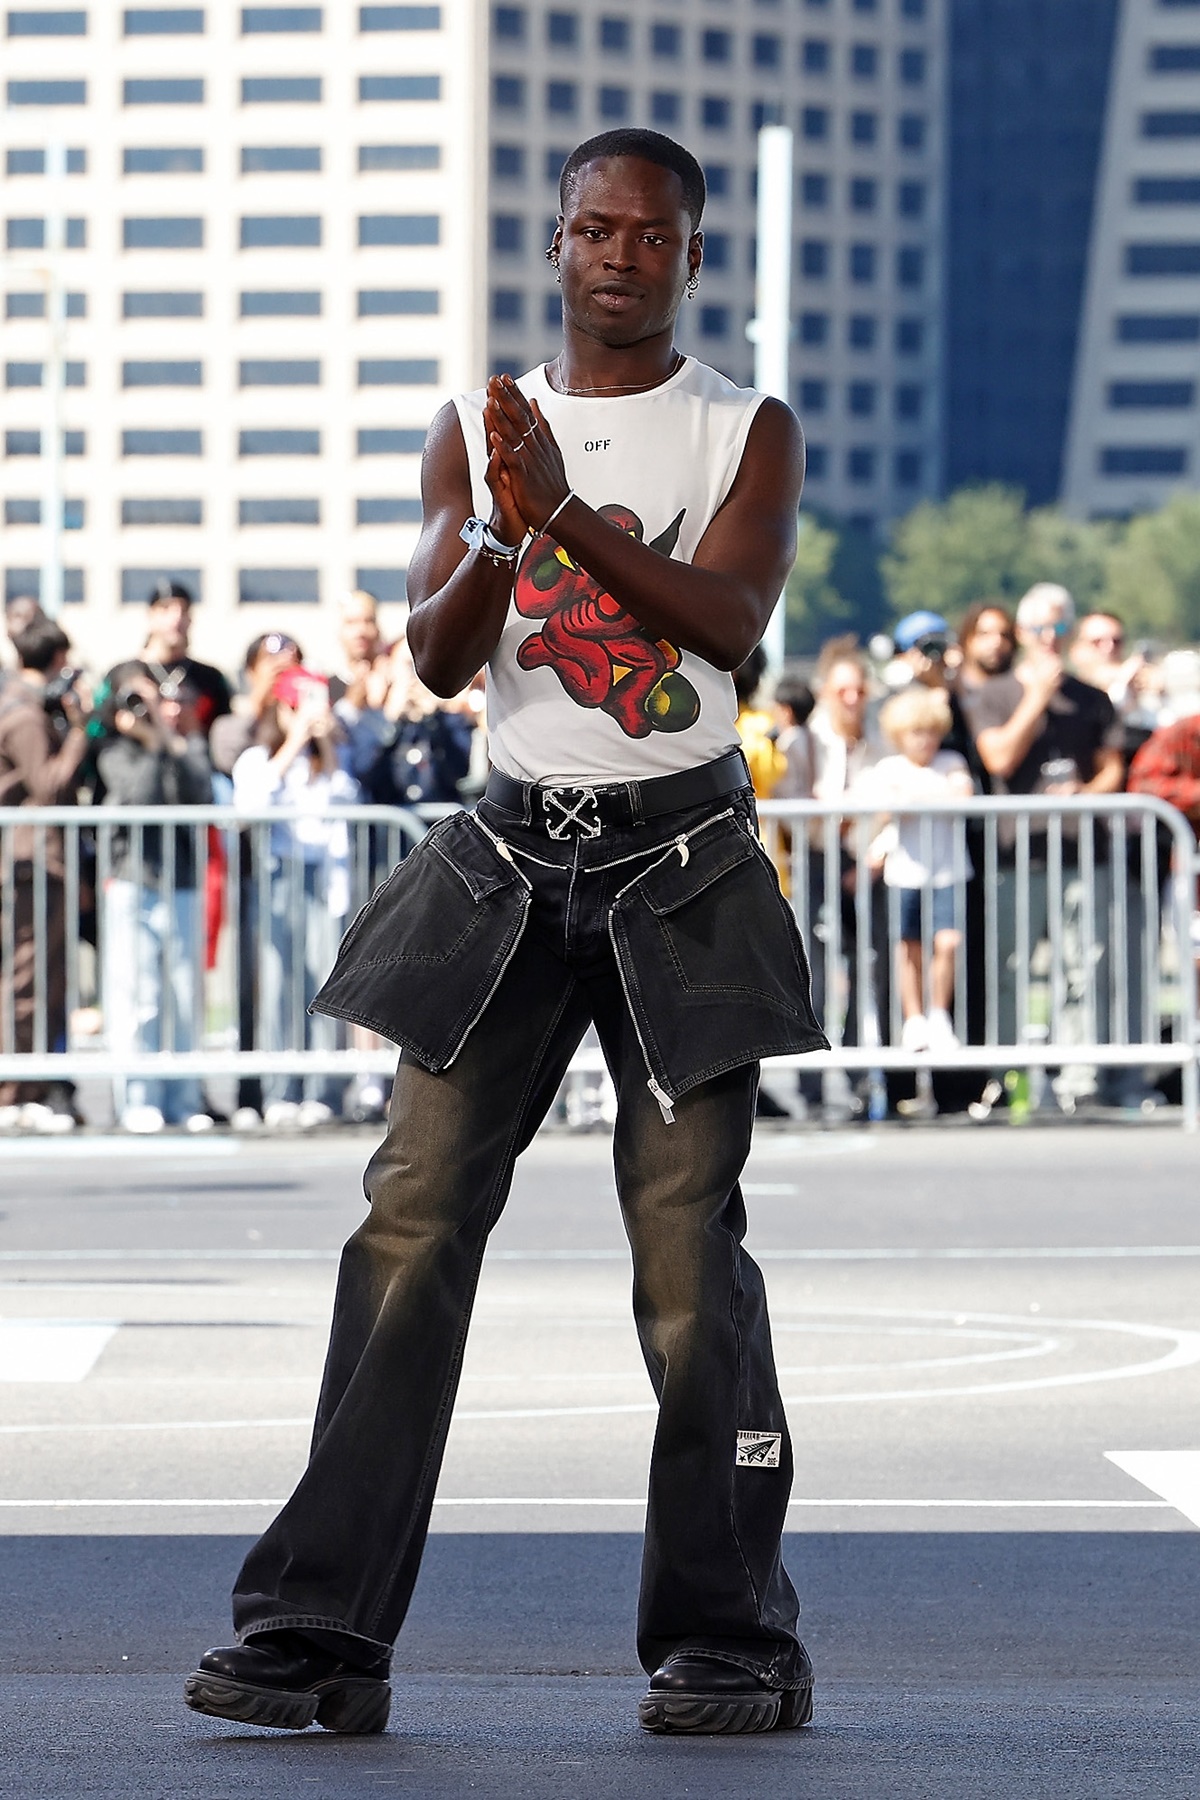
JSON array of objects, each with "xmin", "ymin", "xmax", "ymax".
[
  {"xmin": 1017, "ymin": 601, "xmax": 1070, "ymax": 657},
  {"xmin": 822, "ymin": 661, "xmax": 868, "ymax": 737},
  {"xmin": 964, "ymin": 609, "xmax": 1016, "ymax": 676},
  {"xmin": 1074, "ymin": 614, "xmax": 1126, "ymax": 669},
  {"xmin": 341, "ymin": 603, "xmax": 380, "ymax": 665},
  {"xmin": 5, "ymin": 597, "xmax": 41, "ymax": 639},
  {"xmin": 555, "ymin": 156, "xmax": 702, "ymax": 348},
  {"xmin": 148, "ymin": 597, "xmax": 190, "ymax": 658}
]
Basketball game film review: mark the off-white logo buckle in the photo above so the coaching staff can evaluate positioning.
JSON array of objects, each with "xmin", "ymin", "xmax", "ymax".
[
  {"xmin": 542, "ymin": 785, "xmax": 602, "ymax": 839},
  {"xmin": 736, "ymin": 1431, "xmax": 782, "ymax": 1468}
]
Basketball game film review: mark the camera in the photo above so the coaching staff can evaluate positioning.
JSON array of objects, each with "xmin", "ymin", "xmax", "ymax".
[
  {"xmin": 115, "ymin": 685, "xmax": 150, "ymax": 720},
  {"xmin": 41, "ymin": 666, "xmax": 82, "ymax": 727},
  {"xmin": 913, "ymin": 635, "xmax": 950, "ymax": 663}
]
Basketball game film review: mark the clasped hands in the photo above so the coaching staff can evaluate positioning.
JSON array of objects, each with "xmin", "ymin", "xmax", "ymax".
[{"xmin": 482, "ymin": 374, "xmax": 572, "ymax": 549}]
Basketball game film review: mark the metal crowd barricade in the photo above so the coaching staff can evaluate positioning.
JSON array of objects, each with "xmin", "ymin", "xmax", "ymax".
[
  {"xmin": 757, "ymin": 794, "xmax": 1200, "ymax": 1130},
  {"xmin": 1, "ymin": 794, "xmax": 1197, "ymax": 1130}
]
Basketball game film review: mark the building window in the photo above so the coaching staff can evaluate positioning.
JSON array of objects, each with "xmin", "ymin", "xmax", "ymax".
[
  {"xmin": 702, "ymin": 28, "xmax": 731, "ymax": 62},
  {"xmin": 7, "ymin": 81, "xmax": 87, "ymax": 104},
  {"xmin": 125, "ymin": 146, "xmax": 205, "ymax": 172},
  {"xmin": 1141, "ymin": 111, "xmax": 1200, "ymax": 138},
  {"xmin": 6, "ymin": 147, "xmax": 84, "ymax": 173},
  {"xmin": 703, "ymin": 231, "xmax": 729, "ymax": 269},
  {"xmin": 701, "ymin": 96, "xmax": 730, "ymax": 130},
  {"xmin": 241, "ymin": 146, "xmax": 322, "ymax": 172},
  {"xmin": 799, "ymin": 312, "xmax": 827, "ymax": 346},
  {"xmin": 753, "ymin": 34, "xmax": 780, "ymax": 68},
  {"xmin": 358, "ymin": 288, "xmax": 438, "ymax": 314},
  {"xmin": 242, "ymin": 7, "xmax": 323, "ymax": 28},
  {"xmin": 853, "ymin": 0, "xmax": 878, "ymax": 10},
  {"xmin": 895, "ymin": 316, "xmax": 924, "ymax": 354},
  {"xmin": 122, "ymin": 429, "xmax": 203, "ymax": 454},
  {"xmin": 1108, "ymin": 380, "xmax": 1195, "ymax": 407},
  {"xmin": 5, "ymin": 500, "xmax": 42, "ymax": 525},
  {"xmin": 492, "ymin": 289, "xmax": 524, "ymax": 323},
  {"xmin": 1126, "ymin": 242, "xmax": 1200, "ymax": 275},
  {"xmin": 805, "ymin": 444, "xmax": 828, "ymax": 478},
  {"xmin": 242, "ymin": 76, "xmax": 322, "ymax": 101},
  {"xmin": 544, "ymin": 147, "xmax": 567, "ymax": 182},
  {"xmin": 651, "ymin": 21, "xmax": 679, "ymax": 56},
  {"xmin": 895, "ymin": 383, "xmax": 923, "ymax": 420},
  {"xmin": 63, "ymin": 360, "xmax": 85, "ymax": 386},
  {"xmin": 238, "ymin": 569, "xmax": 320, "ymax": 603},
  {"xmin": 6, "ymin": 362, "xmax": 44, "ymax": 386},
  {"xmin": 848, "ymin": 381, "xmax": 876, "ymax": 416},
  {"xmin": 894, "ymin": 449, "xmax": 922, "ymax": 485},
  {"xmin": 494, "ymin": 144, "xmax": 525, "ymax": 179},
  {"xmin": 119, "ymin": 568, "xmax": 200, "ymax": 604},
  {"xmin": 124, "ymin": 77, "xmax": 204, "ymax": 103},
  {"xmin": 358, "ymin": 358, "xmax": 439, "ymax": 384},
  {"xmin": 850, "ymin": 43, "xmax": 878, "ymax": 78},
  {"xmin": 901, "ymin": 0, "xmax": 925, "ymax": 15},
  {"xmin": 897, "ymin": 246, "xmax": 925, "ymax": 288},
  {"xmin": 802, "ymin": 39, "xmax": 829, "ymax": 73},
  {"xmin": 1151, "ymin": 44, "xmax": 1200, "ymax": 73},
  {"xmin": 1116, "ymin": 313, "xmax": 1200, "ymax": 342},
  {"xmin": 359, "ymin": 74, "xmax": 440, "ymax": 100},
  {"xmin": 600, "ymin": 15, "xmax": 629, "ymax": 51},
  {"xmin": 122, "ymin": 498, "xmax": 203, "ymax": 525},
  {"xmin": 751, "ymin": 101, "xmax": 784, "ymax": 132},
  {"xmin": 651, "ymin": 91, "xmax": 680, "ymax": 125},
  {"xmin": 850, "ymin": 111, "xmax": 878, "ymax": 146},
  {"xmin": 6, "ymin": 220, "xmax": 43, "ymax": 250},
  {"xmin": 544, "ymin": 290, "xmax": 562, "ymax": 326},
  {"xmin": 8, "ymin": 8, "xmax": 87, "ymax": 30},
  {"xmin": 1134, "ymin": 177, "xmax": 1200, "ymax": 204},
  {"xmin": 847, "ymin": 447, "xmax": 876, "ymax": 482},
  {"xmin": 356, "ymin": 568, "xmax": 407, "ymax": 603},
  {"xmin": 239, "ymin": 498, "xmax": 320, "ymax": 524},
  {"xmin": 898, "ymin": 181, "xmax": 925, "ymax": 219},
  {"xmin": 124, "ymin": 8, "xmax": 206, "ymax": 31},
  {"xmin": 849, "ymin": 242, "xmax": 876, "ymax": 282},
  {"xmin": 801, "ymin": 239, "xmax": 829, "ymax": 278},
  {"xmin": 547, "ymin": 9, "xmax": 577, "ymax": 46},
  {"xmin": 6, "ymin": 568, "xmax": 85, "ymax": 603},
  {"xmin": 124, "ymin": 290, "xmax": 205, "ymax": 316},
  {"xmin": 599, "ymin": 86, "xmax": 629, "ymax": 120},
  {"xmin": 802, "ymin": 172, "xmax": 829, "ymax": 208},
  {"xmin": 898, "ymin": 113, "xmax": 926, "ymax": 151},
  {"xmin": 359, "ymin": 214, "xmax": 439, "ymax": 245},
  {"xmin": 494, "ymin": 6, "xmax": 525, "ymax": 40},
  {"xmin": 799, "ymin": 378, "xmax": 827, "ymax": 412},
  {"xmin": 123, "ymin": 360, "xmax": 203, "ymax": 385},
  {"xmin": 699, "ymin": 305, "xmax": 729, "ymax": 337},
  {"xmin": 238, "ymin": 429, "xmax": 320, "ymax": 454},
  {"xmin": 360, "ymin": 4, "xmax": 441, "ymax": 25},
  {"xmin": 357, "ymin": 429, "xmax": 426, "ymax": 453},
  {"xmin": 5, "ymin": 430, "xmax": 42, "ymax": 454},
  {"xmin": 850, "ymin": 177, "xmax": 877, "ymax": 212},
  {"xmin": 240, "ymin": 215, "xmax": 322, "ymax": 246},
  {"xmin": 546, "ymin": 81, "xmax": 577, "ymax": 115},
  {"xmin": 494, "ymin": 76, "xmax": 525, "ymax": 108},
  {"xmin": 1100, "ymin": 445, "xmax": 1188, "ymax": 475},
  {"xmin": 239, "ymin": 359, "xmax": 320, "ymax": 385},
  {"xmin": 6, "ymin": 293, "xmax": 43, "ymax": 317},
  {"xmin": 359, "ymin": 143, "xmax": 439, "ymax": 170},
  {"xmin": 704, "ymin": 162, "xmax": 729, "ymax": 198},
  {"xmin": 801, "ymin": 107, "xmax": 829, "ymax": 141},
  {"xmin": 238, "ymin": 290, "xmax": 319, "ymax": 314},
  {"xmin": 354, "ymin": 498, "xmax": 421, "ymax": 524},
  {"xmin": 848, "ymin": 313, "xmax": 876, "ymax": 349}
]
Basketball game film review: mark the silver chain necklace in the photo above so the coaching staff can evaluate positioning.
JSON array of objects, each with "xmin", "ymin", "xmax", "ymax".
[{"xmin": 548, "ymin": 351, "xmax": 684, "ymax": 397}]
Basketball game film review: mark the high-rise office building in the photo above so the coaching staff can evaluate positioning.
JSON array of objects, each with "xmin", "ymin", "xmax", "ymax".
[
  {"xmin": 2, "ymin": 1, "xmax": 943, "ymax": 673},
  {"xmin": 1063, "ymin": 0, "xmax": 1200, "ymax": 516}
]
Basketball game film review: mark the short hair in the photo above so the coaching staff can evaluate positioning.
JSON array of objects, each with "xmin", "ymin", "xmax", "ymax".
[
  {"xmin": 13, "ymin": 619, "xmax": 69, "ymax": 674},
  {"xmin": 879, "ymin": 683, "xmax": 952, "ymax": 746},
  {"xmin": 339, "ymin": 587, "xmax": 378, "ymax": 618},
  {"xmin": 958, "ymin": 600, "xmax": 1015, "ymax": 648},
  {"xmin": 559, "ymin": 130, "xmax": 706, "ymax": 230},
  {"xmin": 816, "ymin": 633, "xmax": 868, "ymax": 686},
  {"xmin": 245, "ymin": 630, "xmax": 301, "ymax": 670},
  {"xmin": 775, "ymin": 673, "xmax": 816, "ymax": 727},
  {"xmin": 1016, "ymin": 581, "xmax": 1074, "ymax": 629},
  {"xmin": 1075, "ymin": 607, "xmax": 1125, "ymax": 633},
  {"xmin": 149, "ymin": 578, "xmax": 193, "ymax": 607}
]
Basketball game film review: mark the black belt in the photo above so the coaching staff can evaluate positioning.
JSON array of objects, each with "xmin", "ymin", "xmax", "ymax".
[{"xmin": 484, "ymin": 749, "xmax": 751, "ymax": 839}]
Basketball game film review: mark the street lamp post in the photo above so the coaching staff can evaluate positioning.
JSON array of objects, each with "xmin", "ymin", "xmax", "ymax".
[{"xmin": 747, "ymin": 124, "xmax": 794, "ymax": 672}]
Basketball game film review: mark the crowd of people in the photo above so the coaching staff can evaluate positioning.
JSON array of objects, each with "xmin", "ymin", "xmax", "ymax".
[
  {"xmin": 3, "ymin": 574, "xmax": 1200, "ymax": 1133},
  {"xmin": 0, "ymin": 579, "xmax": 483, "ymax": 1136}
]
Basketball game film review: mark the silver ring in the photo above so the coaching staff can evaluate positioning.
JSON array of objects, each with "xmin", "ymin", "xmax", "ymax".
[{"xmin": 520, "ymin": 425, "xmax": 538, "ymax": 441}]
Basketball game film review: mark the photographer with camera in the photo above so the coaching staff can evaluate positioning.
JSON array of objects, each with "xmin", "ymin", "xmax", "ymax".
[
  {"xmin": 0, "ymin": 621, "xmax": 90, "ymax": 1130},
  {"xmin": 96, "ymin": 660, "xmax": 215, "ymax": 1134}
]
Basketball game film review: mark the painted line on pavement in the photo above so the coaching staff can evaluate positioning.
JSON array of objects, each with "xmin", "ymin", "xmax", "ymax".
[
  {"xmin": 4, "ymin": 1244, "xmax": 1200, "ymax": 1264},
  {"xmin": 0, "ymin": 1496, "xmax": 1173, "ymax": 1511}
]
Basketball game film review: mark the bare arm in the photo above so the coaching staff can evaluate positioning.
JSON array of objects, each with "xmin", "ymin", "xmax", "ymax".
[
  {"xmin": 484, "ymin": 379, "xmax": 805, "ymax": 671},
  {"xmin": 974, "ymin": 663, "xmax": 1061, "ymax": 780},
  {"xmin": 1084, "ymin": 745, "xmax": 1124, "ymax": 796}
]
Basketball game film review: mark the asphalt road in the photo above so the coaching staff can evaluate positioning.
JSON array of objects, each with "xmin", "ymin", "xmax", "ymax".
[{"xmin": 1, "ymin": 1123, "xmax": 1198, "ymax": 1798}]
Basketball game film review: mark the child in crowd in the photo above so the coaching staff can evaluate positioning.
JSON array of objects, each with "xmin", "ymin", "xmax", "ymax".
[{"xmin": 855, "ymin": 684, "xmax": 974, "ymax": 1052}]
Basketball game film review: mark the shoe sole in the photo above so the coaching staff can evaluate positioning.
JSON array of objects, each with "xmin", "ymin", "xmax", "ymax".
[
  {"xmin": 183, "ymin": 1671, "xmax": 390, "ymax": 1734},
  {"xmin": 637, "ymin": 1681, "xmax": 813, "ymax": 1735}
]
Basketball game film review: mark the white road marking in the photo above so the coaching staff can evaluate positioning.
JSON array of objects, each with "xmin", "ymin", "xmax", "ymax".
[
  {"xmin": 1105, "ymin": 1451, "xmax": 1200, "ymax": 1529},
  {"xmin": 5, "ymin": 1244, "xmax": 1200, "ymax": 1263},
  {"xmin": 0, "ymin": 1496, "xmax": 1172, "ymax": 1511},
  {"xmin": 0, "ymin": 1320, "xmax": 117, "ymax": 1383}
]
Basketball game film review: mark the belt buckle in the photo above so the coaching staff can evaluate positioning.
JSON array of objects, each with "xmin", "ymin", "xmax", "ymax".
[{"xmin": 541, "ymin": 785, "xmax": 602, "ymax": 840}]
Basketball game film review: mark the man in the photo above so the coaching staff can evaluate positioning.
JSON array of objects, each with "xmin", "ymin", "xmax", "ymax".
[
  {"xmin": 187, "ymin": 129, "xmax": 823, "ymax": 1739},
  {"xmin": 1071, "ymin": 609, "xmax": 1161, "ymax": 759},
  {"xmin": 955, "ymin": 601, "xmax": 1016, "ymax": 694},
  {"xmin": 139, "ymin": 579, "xmax": 231, "ymax": 734},
  {"xmin": 327, "ymin": 589, "xmax": 391, "ymax": 707},
  {"xmin": 958, "ymin": 582, "xmax": 1132, "ymax": 1077},
  {"xmin": 0, "ymin": 620, "xmax": 89, "ymax": 1129}
]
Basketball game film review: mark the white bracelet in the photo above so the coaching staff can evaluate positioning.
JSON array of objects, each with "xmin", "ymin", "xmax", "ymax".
[{"xmin": 538, "ymin": 490, "xmax": 575, "ymax": 536}]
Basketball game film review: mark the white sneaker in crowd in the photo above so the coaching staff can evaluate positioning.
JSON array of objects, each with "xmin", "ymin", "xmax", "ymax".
[
  {"xmin": 230, "ymin": 1106, "xmax": 262, "ymax": 1132},
  {"xmin": 296, "ymin": 1100, "xmax": 335, "ymax": 1131},
  {"xmin": 262, "ymin": 1101, "xmax": 301, "ymax": 1131},
  {"xmin": 900, "ymin": 1014, "xmax": 930, "ymax": 1052},
  {"xmin": 925, "ymin": 1009, "xmax": 961, "ymax": 1053},
  {"xmin": 183, "ymin": 1113, "xmax": 216, "ymax": 1134},
  {"xmin": 19, "ymin": 1102, "xmax": 75, "ymax": 1135},
  {"xmin": 121, "ymin": 1105, "xmax": 165, "ymax": 1134},
  {"xmin": 0, "ymin": 1105, "xmax": 22, "ymax": 1133}
]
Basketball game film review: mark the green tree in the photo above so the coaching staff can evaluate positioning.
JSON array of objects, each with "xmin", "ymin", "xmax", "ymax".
[
  {"xmin": 784, "ymin": 514, "xmax": 853, "ymax": 654},
  {"xmin": 881, "ymin": 484, "xmax": 1031, "ymax": 623},
  {"xmin": 1102, "ymin": 494, "xmax": 1200, "ymax": 642},
  {"xmin": 1025, "ymin": 507, "xmax": 1118, "ymax": 615}
]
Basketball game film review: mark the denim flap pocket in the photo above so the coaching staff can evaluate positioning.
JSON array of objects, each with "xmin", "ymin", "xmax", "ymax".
[
  {"xmin": 310, "ymin": 811, "xmax": 530, "ymax": 1070},
  {"xmin": 610, "ymin": 820, "xmax": 828, "ymax": 1100}
]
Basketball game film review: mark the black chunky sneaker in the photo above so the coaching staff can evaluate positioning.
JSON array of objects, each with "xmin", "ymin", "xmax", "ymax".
[
  {"xmin": 183, "ymin": 1631, "xmax": 391, "ymax": 1734},
  {"xmin": 638, "ymin": 1650, "xmax": 814, "ymax": 1735}
]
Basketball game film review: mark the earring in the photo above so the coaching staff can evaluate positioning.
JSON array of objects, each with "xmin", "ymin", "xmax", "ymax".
[
  {"xmin": 686, "ymin": 274, "xmax": 699, "ymax": 298},
  {"xmin": 545, "ymin": 245, "xmax": 560, "ymax": 267}
]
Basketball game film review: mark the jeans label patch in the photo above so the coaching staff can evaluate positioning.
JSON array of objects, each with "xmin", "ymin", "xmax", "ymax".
[{"xmin": 736, "ymin": 1431, "xmax": 782, "ymax": 1468}]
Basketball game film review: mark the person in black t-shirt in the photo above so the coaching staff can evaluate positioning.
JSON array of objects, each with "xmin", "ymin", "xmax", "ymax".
[{"xmin": 139, "ymin": 580, "xmax": 232, "ymax": 737}]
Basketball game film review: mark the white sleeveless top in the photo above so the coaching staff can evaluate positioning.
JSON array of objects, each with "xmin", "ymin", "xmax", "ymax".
[{"xmin": 452, "ymin": 356, "xmax": 766, "ymax": 786}]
